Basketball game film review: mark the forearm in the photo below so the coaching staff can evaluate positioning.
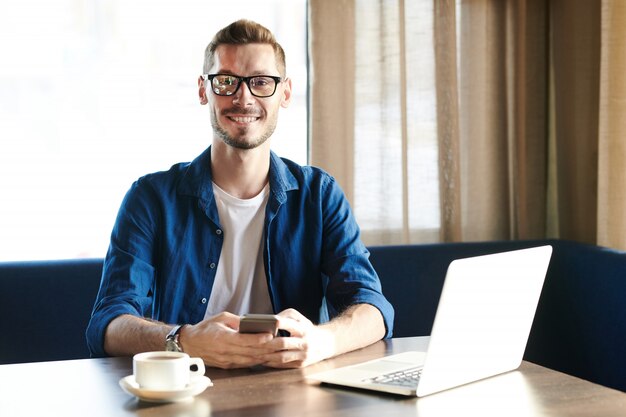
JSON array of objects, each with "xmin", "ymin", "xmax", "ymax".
[
  {"xmin": 104, "ymin": 314, "xmax": 173, "ymax": 356},
  {"xmin": 321, "ymin": 303, "xmax": 386, "ymax": 357}
]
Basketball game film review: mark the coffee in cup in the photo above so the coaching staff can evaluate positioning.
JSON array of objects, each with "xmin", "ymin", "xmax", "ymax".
[{"xmin": 133, "ymin": 351, "xmax": 205, "ymax": 391}]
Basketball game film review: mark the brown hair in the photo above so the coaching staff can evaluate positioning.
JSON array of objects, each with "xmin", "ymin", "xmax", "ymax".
[{"xmin": 203, "ymin": 19, "xmax": 287, "ymax": 77}]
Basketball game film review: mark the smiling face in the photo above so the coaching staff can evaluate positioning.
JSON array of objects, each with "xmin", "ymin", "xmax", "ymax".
[{"xmin": 200, "ymin": 43, "xmax": 291, "ymax": 150}]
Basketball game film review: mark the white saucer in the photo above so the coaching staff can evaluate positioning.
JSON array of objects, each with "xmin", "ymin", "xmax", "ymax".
[{"xmin": 119, "ymin": 375, "xmax": 213, "ymax": 403}]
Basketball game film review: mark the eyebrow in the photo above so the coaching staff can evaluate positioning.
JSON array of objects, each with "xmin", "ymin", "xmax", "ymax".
[{"xmin": 214, "ymin": 70, "xmax": 277, "ymax": 76}]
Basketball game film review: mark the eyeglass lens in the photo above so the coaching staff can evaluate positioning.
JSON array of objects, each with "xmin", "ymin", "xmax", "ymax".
[{"xmin": 211, "ymin": 75, "xmax": 277, "ymax": 97}]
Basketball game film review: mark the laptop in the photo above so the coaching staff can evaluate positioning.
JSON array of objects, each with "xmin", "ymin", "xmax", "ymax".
[{"xmin": 307, "ymin": 245, "xmax": 552, "ymax": 397}]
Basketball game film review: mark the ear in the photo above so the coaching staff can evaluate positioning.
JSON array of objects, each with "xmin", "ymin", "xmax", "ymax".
[
  {"xmin": 280, "ymin": 78, "xmax": 292, "ymax": 108},
  {"xmin": 198, "ymin": 76, "xmax": 208, "ymax": 105}
]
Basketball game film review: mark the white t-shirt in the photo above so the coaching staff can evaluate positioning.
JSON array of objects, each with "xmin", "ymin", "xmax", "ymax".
[{"xmin": 204, "ymin": 182, "xmax": 273, "ymax": 318}]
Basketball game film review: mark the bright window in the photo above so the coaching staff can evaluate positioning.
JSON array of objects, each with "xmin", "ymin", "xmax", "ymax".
[{"xmin": 0, "ymin": 0, "xmax": 308, "ymax": 261}]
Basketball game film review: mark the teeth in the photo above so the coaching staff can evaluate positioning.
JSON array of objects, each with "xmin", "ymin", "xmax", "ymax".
[{"xmin": 229, "ymin": 116, "xmax": 258, "ymax": 123}]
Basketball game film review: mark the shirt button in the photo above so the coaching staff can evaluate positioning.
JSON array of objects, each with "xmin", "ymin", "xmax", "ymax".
[
  {"xmin": 209, "ymin": 262, "xmax": 216, "ymax": 269},
  {"xmin": 216, "ymin": 229, "xmax": 222, "ymax": 235},
  {"xmin": 201, "ymin": 298, "xmax": 207, "ymax": 304}
]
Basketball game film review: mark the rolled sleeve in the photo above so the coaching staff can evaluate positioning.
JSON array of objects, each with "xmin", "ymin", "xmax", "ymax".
[
  {"xmin": 85, "ymin": 181, "xmax": 158, "ymax": 357},
  {"xmin": 320, "ymin": 175, "xmax": 395, "ymax": 338},
  {"xmin": 85, "ymin": 248, "xmax": 156, "ymax": 356},
  {"xmin": 324, "ymin": 251, "xmax": 395, "ymax": 339}
]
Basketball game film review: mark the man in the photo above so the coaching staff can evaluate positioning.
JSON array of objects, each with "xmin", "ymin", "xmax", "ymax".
[{"xmin": 86, "ymin": 19, "xmax": 394, "ymax": 369}]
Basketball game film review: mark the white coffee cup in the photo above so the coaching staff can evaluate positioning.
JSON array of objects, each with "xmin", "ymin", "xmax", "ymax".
[{"xmin": 133, "ymin": 351, "xmax": 205, "ymax": 391}]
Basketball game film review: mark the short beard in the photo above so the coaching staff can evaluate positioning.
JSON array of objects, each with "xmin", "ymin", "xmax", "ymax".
[{"xmin": 211, "ymin": 109, "xmax": 278, "ymax": 150}]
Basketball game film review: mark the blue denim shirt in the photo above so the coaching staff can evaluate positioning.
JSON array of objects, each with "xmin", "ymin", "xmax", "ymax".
[{"xmin": 86, "ymin": 147, "xmax": 394, "ymax": 356}]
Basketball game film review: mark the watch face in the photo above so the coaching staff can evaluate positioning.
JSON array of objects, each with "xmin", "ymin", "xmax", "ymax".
[
  {"xmin": 165, "ymin": 325, "xmax": 184, "ymax": 352},
  {"xmin": 165, "ymin": 339, "xmax": 182, "ymax": 352}
]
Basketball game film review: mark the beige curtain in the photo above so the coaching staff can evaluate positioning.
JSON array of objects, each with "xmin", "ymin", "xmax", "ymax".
[
  {"xmin": 457, "ymin": 0, "xmax": 548, "ymax": 241},
  {"xmin": 550, "ymin": 0, "xmax": 626, "ymax": 249},
  {"xmin": 551, "ymin": 0, "xmax": 601, "ymax": 244},
  {"xmin": 596, "ymin": 0, "xmax": 626, "ymax": 249},
  {"xmin": 309, "ymin": 0, "xmax": 626, "ymax": 250}
]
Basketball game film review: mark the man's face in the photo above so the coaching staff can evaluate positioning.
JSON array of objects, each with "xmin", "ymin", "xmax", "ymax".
[{"xmin": 199, "ymin": 43, "xmax": 291, "ymax": 150}]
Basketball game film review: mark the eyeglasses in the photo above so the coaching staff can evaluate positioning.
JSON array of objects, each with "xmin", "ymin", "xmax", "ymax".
[{"xmin": 202, "ymin": 74, "xmax": 283, "ymax": 98}]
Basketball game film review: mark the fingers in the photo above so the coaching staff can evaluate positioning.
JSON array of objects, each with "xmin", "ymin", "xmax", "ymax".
[
  {"xmin": 208, "ymin": 311, "xmax": 241, "ymax": 330},
  {"xmin": 183, "ymin": 314, "xmax": 281, "ymax": 368},
  {"xmin": 262, "ymin": 351, "xmax": 307, "ymax": 368},
  {"xmin": 276, "ymin": 309, "xmax": 313, "ymax": 338},
  {"xmin": 277, "ymin": 308, "xmax": 306, "ymax": 320},
  {"xmin": 210, "ymin": 349, "xmax": 273, "ymax": 369},
  {"xmin": 260, "ymin": 323, "xmax": 336, "ymax": 369},
  {"xmin": 259, "ymin": 337, "xmax": 319, "ymax": 368},
  {"xmin": 184, "ymin": 310, "xmax": 332, "ymax": 369}
]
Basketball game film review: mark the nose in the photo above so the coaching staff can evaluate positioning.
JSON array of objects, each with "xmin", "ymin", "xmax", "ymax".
[{"xmin": 232, "ymin": 80, "xmax": 255, "ymax": 106}]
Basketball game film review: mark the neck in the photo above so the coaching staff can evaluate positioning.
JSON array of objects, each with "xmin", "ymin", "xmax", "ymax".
[{"xmin": 210, "ymin": 140, "xmax": 271, "ymax": 199}]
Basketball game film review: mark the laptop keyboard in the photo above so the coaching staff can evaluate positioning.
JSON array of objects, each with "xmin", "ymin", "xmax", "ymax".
[{"xmin": 363, "ymin": 366, "xmax": 423, "ymax": 388}]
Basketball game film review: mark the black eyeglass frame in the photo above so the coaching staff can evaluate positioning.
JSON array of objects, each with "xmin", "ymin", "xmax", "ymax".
[{"xmin": 202, "ymin": 74, "xmax": 283, "ymax": 98}]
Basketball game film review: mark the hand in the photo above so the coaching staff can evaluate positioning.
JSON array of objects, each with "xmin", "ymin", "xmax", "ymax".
[
  {"xmin": 179, "ymin": 312, "xmax": 277, "ymax": 369},
  {"xmin": 260, "ymin": 308, "xmax": 337, "ymax": 368}
]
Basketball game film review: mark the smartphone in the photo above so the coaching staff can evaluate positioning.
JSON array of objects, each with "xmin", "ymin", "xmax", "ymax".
[{"xmin": 239, "ymin": 314, "xmax": 279, "ymax": 335}]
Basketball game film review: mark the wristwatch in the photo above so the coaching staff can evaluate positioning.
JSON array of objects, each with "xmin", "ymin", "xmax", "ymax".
[{"xmin": 165, "ymin": 324, "xmax": 185, "ymax": 352}]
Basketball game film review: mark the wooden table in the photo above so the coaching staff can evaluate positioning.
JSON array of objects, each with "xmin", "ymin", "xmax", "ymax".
[{"xmin": 1, "ymin": 337, "xmax": 625, "ymax": 417}]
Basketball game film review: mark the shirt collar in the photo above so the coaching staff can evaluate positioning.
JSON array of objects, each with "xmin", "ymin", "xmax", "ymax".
[{"xmin": 178, "ymin": 146, "xmax": 299, "ymax": 204}]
